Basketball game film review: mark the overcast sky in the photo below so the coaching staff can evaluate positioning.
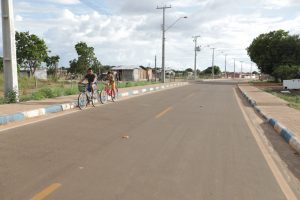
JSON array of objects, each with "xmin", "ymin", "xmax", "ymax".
[{"xmin": 1, "ymin": 0, "xmax": 300, "ymax": 72}]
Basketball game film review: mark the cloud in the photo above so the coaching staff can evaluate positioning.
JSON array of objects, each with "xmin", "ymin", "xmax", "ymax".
[
  {"xmin": 15, "ymin": 15, "xmax": 23, "ymax": 22},
  {"xmin": 50, "ymin": 0, "xmax": 80, "ymax": 5},
  {"xmin": 2, "ymin": 0, "xmax": 300, "ymax": 72}
]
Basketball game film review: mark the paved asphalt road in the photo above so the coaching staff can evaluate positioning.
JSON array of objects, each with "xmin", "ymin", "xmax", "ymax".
[{"xmin": 0, "ymin": 81, "xmax": 289, "ymax": 200}]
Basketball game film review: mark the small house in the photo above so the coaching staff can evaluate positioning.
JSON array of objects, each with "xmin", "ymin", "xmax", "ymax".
[{"xmin": 112, "ymin": 65, "xmax": 152, "ymax": 81}]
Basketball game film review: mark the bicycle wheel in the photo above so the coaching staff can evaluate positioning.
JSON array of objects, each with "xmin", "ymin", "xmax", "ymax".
[
  {"xmin": 100, "ymin": 89, "xmax": 108, "ymax": 104},
  {"xmin": 91, "ymin": 90, "xmax": 101, "ymax": 107},
  {"xmin": 78, "ymin": 92, "xmax": 88, "ymax": 110}
]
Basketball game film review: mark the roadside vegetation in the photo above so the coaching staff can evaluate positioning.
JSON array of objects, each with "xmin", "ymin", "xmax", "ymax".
[
  {"xmin": 0, "ymin": 74, "xmax": 159, "ymax": 104},
  {"xmin": 247, "ymin": 30, "xmax": 300, "ymax": 82},
  {"xmin": 268, "ymin": 90, "xmax": 300, "ymax": 110},
  {"xmin": 250, "ymin": 81, "xmax": 300, "ymax": 110}
]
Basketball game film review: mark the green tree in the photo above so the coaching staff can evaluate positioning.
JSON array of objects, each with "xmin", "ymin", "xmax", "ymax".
[
  {"xmin": 272, "ymin": 65, "xmax": 300, "ymax": 82},
  {"xmin": 45, "ymin": 55, "xmax": 60, "ymax": 76},
  {"xmin": 185, "ymin": 68, "xmax": 193, "ymax": 73},
  {"xmin": 0, "ymin": 57, "xmax": 3, "ymax": 72},
  {"xmin": 69, "ymin": 42, "xmax": 102, "ymax": 74},
  {"xmin": 15, "ymin": 31, "xmax": 49, "ymax": 75},
  {"xmin": 247, "ymin": 30, "xmax": 300, "ymax": 76},
  {"xmin": 202, "ymin": 66, "xmax": 221, "ymax": 75}
]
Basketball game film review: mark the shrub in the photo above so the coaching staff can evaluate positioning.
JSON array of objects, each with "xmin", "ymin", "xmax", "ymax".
[
  {"xmin": 31, "ymin": 91, "xmax": 45, "ymax": 100},
  {"xmin": 52, "ymin": 87, "xmax": 64, "ymax": 97},
  {"xmin": 272, "ymin": 65, "xmax": 300, "ymax": 82},
  {"xmin": 0, "ymin": 96, "xmax": 5, "ymax": 104},
  {"xmin": 40, "ymin": 88, "xmax": 55, "ymax": 98},
  {"xmin": 125, "ymin": 82, "xmax": 133, "ymax": 87},
  {"xmin": 64, "ymin": 87, "xmax": 78, "ymax": 95},
  {"xmin": 5, "ymin": 90, "xmax": 18, "ymax": 103},
  {"xmin": 19, "ymin": 94, "xmax": 33, "ymax": 102}
]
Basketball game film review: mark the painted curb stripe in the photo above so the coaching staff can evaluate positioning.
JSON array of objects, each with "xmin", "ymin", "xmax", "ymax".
[
  {"xmin": 45, "ymin": 105, "xmax": 63, "ymax": 114},
  {"xmin": 269, "ymin": 118, "xmax": 277, "ymax": 127},
  {"xmin": 280, "ymin": 128, "xmax": 293, "ymax": 143},
  {"xmin": 239, "ymin": 85, "xmax": 300, "ymax": 155},
  {"xmin": 132, "ymin": 90, "xmax": 139, "ymax": 95},
  {"xmin": 0, "ymin": 83, "xmax": 188, "ymax": 125},
  {"xmin": 121, "ymin": 92, "xmax": 129, "ymax": 97}
]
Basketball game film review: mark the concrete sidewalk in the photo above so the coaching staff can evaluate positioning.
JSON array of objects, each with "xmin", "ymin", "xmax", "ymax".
[
  {"xmin": 239, "ymin": 84, "xmax": 300, "ymax": 153},
  {"xmin": 0, "ymin": 82, "xmax": 188, "ymax": 125}
]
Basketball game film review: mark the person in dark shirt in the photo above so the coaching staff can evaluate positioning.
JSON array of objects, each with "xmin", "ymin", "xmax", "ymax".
[{"xmin": 81, "ymin": 68, "xmax": 97, "ymax": 94}]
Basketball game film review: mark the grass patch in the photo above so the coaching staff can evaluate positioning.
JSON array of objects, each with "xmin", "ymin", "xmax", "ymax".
[
  {"xmin": 267, "ymin": 90, "xmax": 300, "ymax": 110},
  {"xmin": 116, "ymin": 81, "xmax": 158, "ymax": 88},
  {"xmin": 0, "ymin": 85, "xmax": 79, "ymax": 104}
]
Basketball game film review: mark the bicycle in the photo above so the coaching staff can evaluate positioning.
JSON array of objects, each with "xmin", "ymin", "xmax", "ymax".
[
  {"xmin": 100, "ymin": 82, "xmax": 119, "ymax": 104},
  {"xmin": 77, "ymin": 83, "xmax": 101, "ymax": 110}
]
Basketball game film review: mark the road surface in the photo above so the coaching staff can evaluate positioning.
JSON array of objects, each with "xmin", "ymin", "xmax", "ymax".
[{"xmin": 0, "ymin": 81, "xmax": 292, "ymax": 199}]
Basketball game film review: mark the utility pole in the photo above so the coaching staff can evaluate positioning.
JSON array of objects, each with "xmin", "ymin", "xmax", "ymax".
[
  {"xmin": 157, "ymin": 5, "xmax": 171, "ymax": 83},
  {"xmin": 240, "ymin": 61, "xmax": 243, "ymax": 78},
  {"xmin": 1, "ymin": 0, "xmax": 19, "ymax": 100},
  {"xmin": 233, "ymin": 58, "xmax": 236, "ymax": 79},
  {"xmin": 250, "ymin": 62, "xmax": 253, "ymax": 79},
  {"xmin": 211, "ymin": 48, "xmax": 215, "ymax": 79},
  {"xmin": 193, "ymin": 35, "xmax": 200, "ymax": 80},
  {"xmin": 155, "ymin": 55, "xmax": 157, "ymax": 82},
  {"xmin": 224, "ymin": 54, "xmax": 227, "ymax": 78}
]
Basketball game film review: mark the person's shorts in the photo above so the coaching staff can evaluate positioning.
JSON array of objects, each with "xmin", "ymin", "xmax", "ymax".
[
  {"xmin": 87, "ymin": 83, "xmax": 96, "ymax": 92},
  {"xmin": 110, "ymin": 81, "xmax": 116, "ymax": 90}
]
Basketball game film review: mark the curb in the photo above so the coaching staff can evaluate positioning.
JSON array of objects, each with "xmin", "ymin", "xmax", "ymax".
[
  {"xmin": 0, "ymin": 82, "xmax": 188, "ymax": 126},
  {"xmin": 238, "ymin": 86, "xmax": 300, "ymax": 154}
]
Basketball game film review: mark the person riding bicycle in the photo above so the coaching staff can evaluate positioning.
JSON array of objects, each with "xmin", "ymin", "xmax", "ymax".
[
  {"xmin": 107, "ymin": 71, "xmax": 116, "ymax": 98},
  {"xmin": 81, "ymin": 68, "xmax": 97, "ymax": 94}
]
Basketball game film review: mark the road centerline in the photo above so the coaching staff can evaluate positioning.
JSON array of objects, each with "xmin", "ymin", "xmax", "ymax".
[
  {"xmin": 155, "ymin": 106, "xmax": 173, "ymax": 119},
  {"xmin": 30, "ymin": 183, "xmax": 61, "ymax": 200}
]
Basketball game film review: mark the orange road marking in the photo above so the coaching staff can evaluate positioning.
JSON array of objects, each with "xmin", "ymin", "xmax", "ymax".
[
  {"xmin": 155, "ymin": 107, "xmax": 173, "ymax": 119},
  {"xmin": 30, "ymin": 183, "xmax": 61, "ymax": 200}
]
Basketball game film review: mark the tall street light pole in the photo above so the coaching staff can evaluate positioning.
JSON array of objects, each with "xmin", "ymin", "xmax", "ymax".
[
  {"xmin": 155, "ymin": 55, "xmax": 157, "ymax": 82},
  {"xmin": 240, "ymin": 61, "xmax": 243, "ymax": 78},
  {"xmin": 211, "ymin": 48, "xmax": 215, "ymax": 79},
  {"xmin": 157, "ymin": 5, "xmax": 171, "ymax": 83},
  {"xmin": 1, "ymin": 0, "xmax": 19, "ymax": 100},
  {"xmin": 157, "ymin": 5, "xmax": 187, "ymax": 83},
  {"xmin": 224, "ymin": 54, "xmax": 227, "ymax": 78},
  {"xmin": 221, "ymin": 51, "xmax": 227, "ymax": 79},
  {"xmin": 233, "ymin": 58, "xmax": 236, "ymax": 79},
  {"xmin": 193, "ymin": 35, "xmax": 200, "ymax": 80},
  {"xmin": 250, "ymin": 62, "xmax": 253, "ymax": 80}
]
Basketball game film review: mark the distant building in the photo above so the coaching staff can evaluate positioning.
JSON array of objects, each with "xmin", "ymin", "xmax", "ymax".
[
  {"xmin": 112, "ymin": 65, "xmax": 153, "ymax": 81},
  {"xmin": 19, "ymin": 68, "xmax": 48, "ymax": 80},
  {"xmin": 155, "ymin": 67, "xmax": 175, "ymax": 80},
  {"xmin": 227, "ymin": 72, "xmax": 240, "ymax": 79},
  {"xmin": 226, "ymin": 72, "xmax": 257, "ymax": 79}
]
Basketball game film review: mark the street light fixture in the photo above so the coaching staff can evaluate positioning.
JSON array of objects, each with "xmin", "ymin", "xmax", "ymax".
[
  {"xmin": 157, "ymin": 5, "xmax": 187, "ymax": 83},
  {"xmin": 165, "ymin": 16, "xmax": 188, "ymax": 32}
]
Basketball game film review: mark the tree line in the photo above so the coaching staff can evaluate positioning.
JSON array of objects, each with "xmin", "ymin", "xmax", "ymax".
[
  {"xmin": 247, "ymin": 30, "xmax": 300, "ymax": 82},
  {"xmin": 0, "ymin": 31, "xmax": 108, "ymax": 76}
]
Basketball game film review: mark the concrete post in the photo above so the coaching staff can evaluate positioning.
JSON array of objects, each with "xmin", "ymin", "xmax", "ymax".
[{"xmin": 1, "ymin": 0, "xmax": 19, "ymax": 99}]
